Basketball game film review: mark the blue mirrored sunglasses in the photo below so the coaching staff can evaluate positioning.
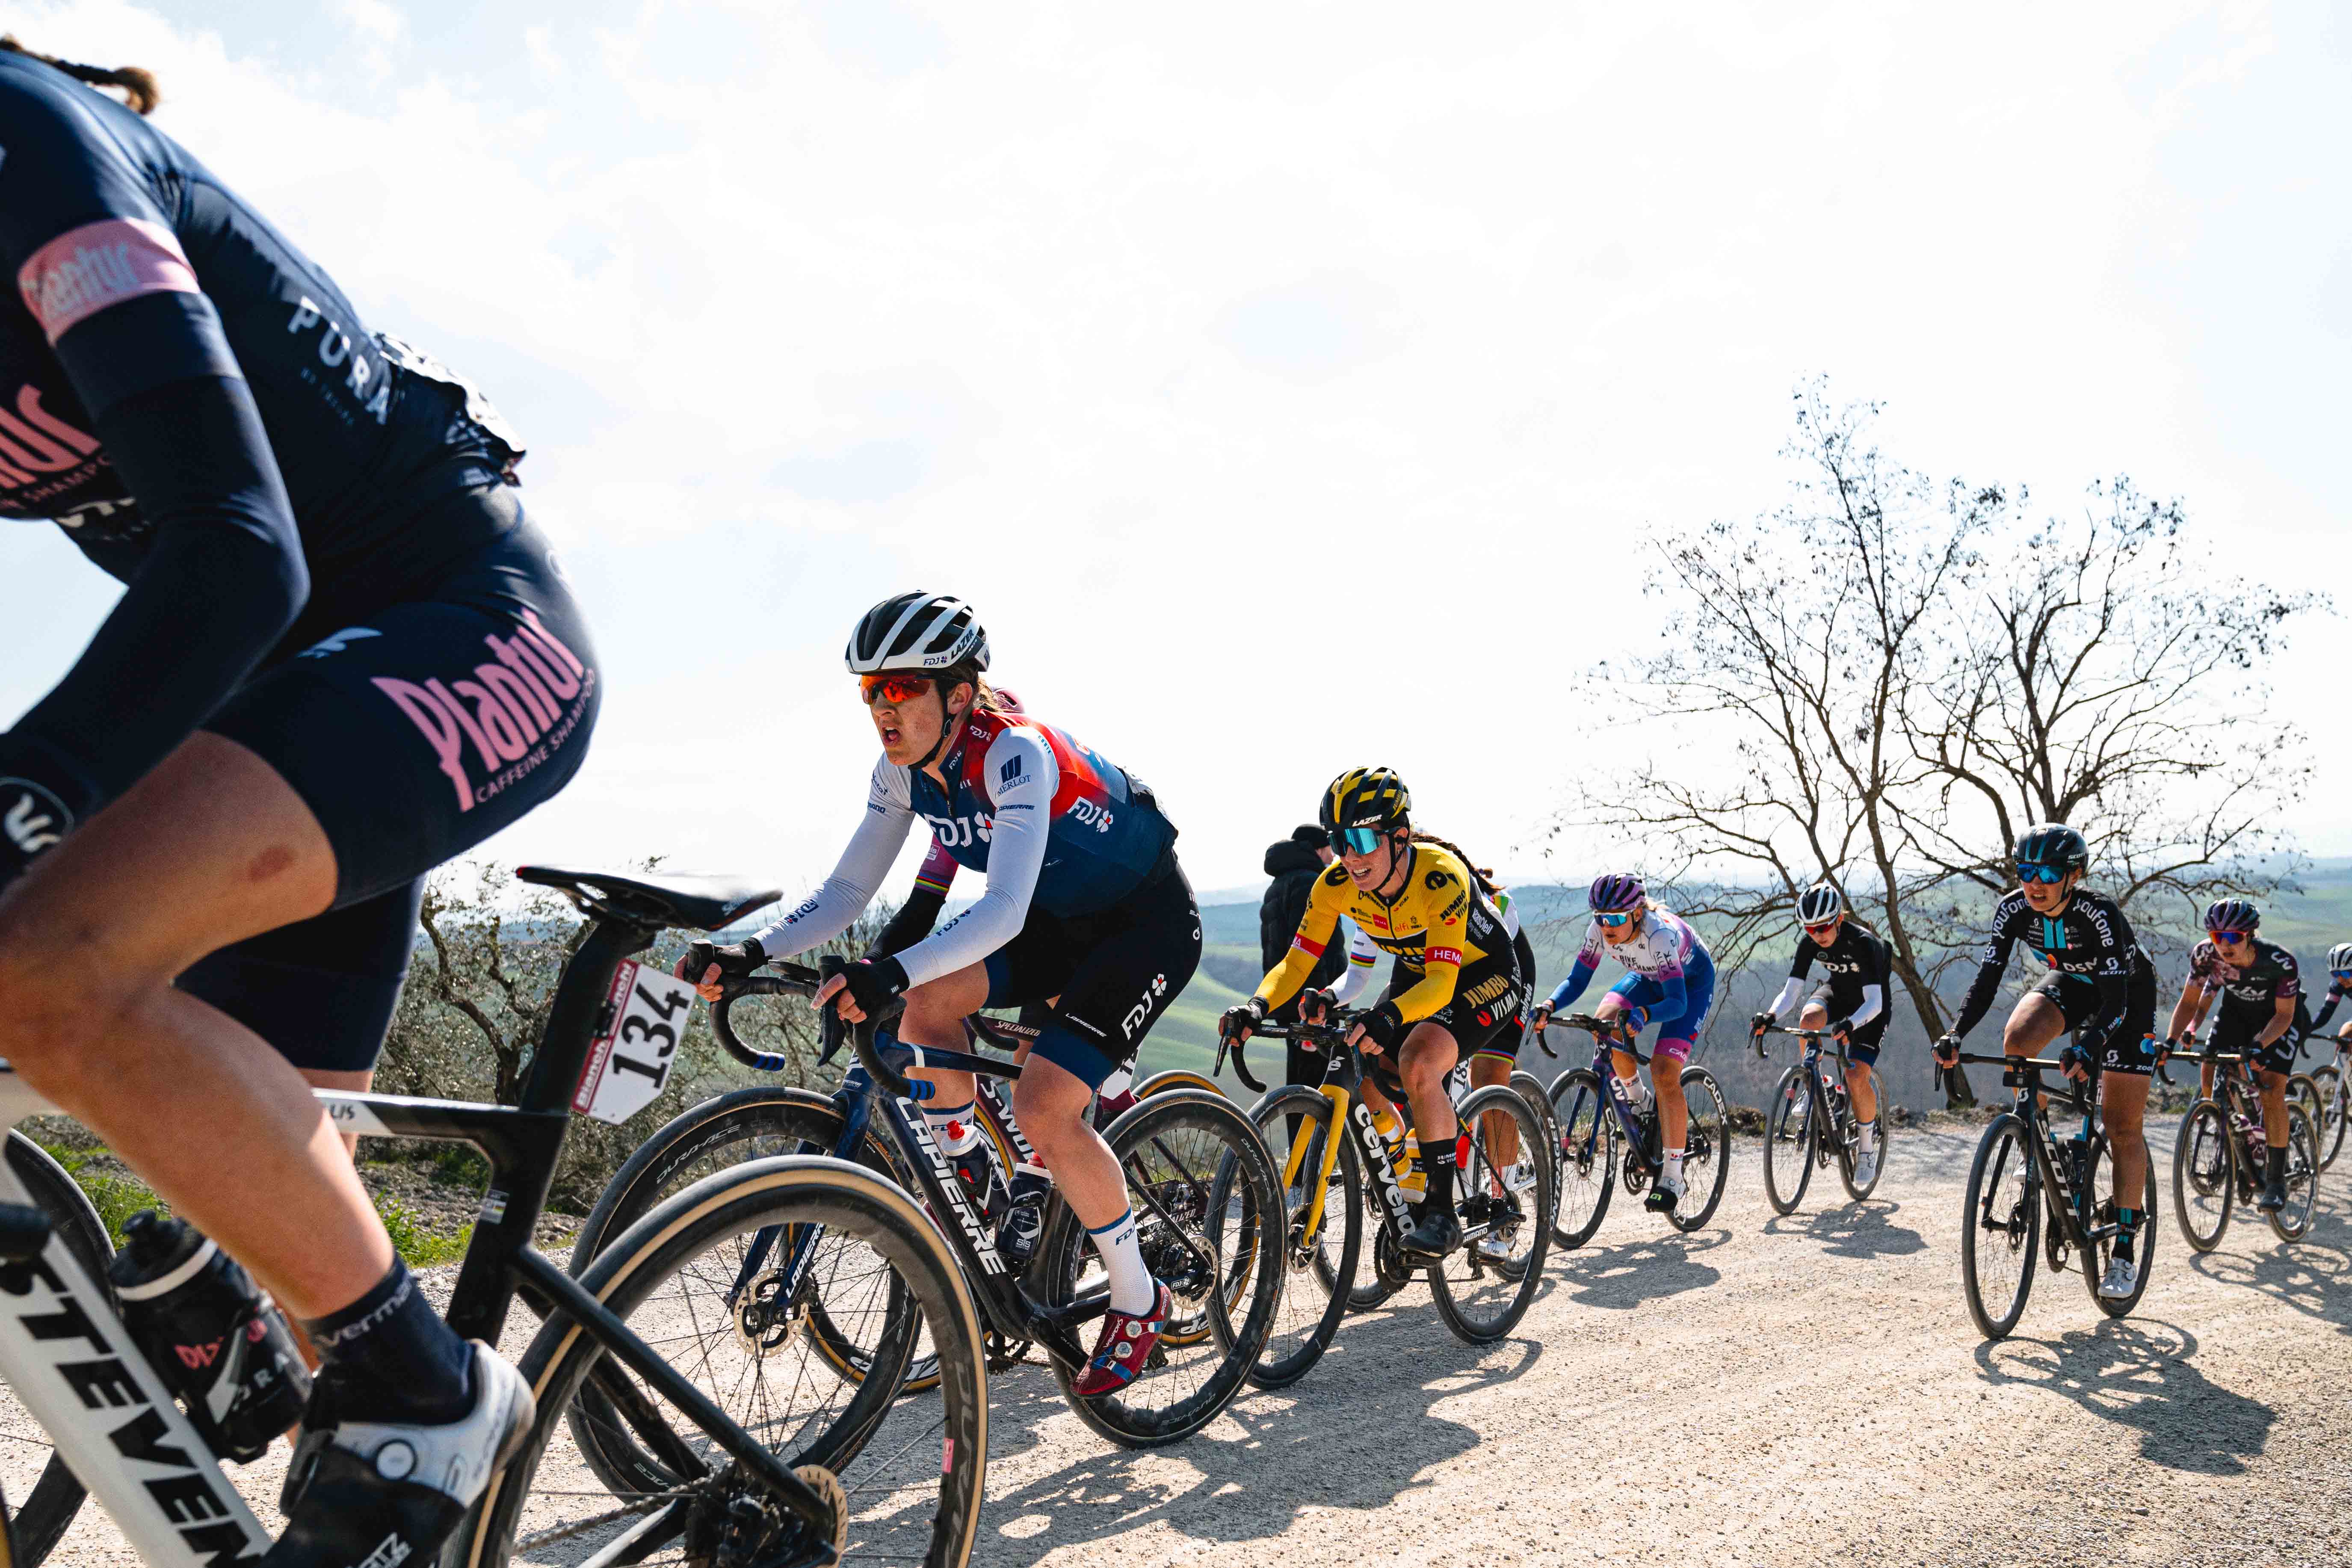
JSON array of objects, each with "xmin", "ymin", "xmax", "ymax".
[
  {"xmin": 1330, "ymin": 826, "xmax": 1386, "ymax": 855},
  {"xmin": 2015, "ymin": 864, "xmax": 2066, "ymax": 885},
  {"xmin": 1593, "ymin": 911, "xmax": 1635, "ymax": 927}
]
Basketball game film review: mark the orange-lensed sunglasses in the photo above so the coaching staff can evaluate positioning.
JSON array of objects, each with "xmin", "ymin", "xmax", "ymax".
[{"xmin": 859, "ymin": 673, "xmax": 933, "ymax": 706}]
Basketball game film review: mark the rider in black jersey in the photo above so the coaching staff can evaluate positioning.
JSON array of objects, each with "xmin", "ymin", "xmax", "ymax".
[
  {"xmin": 1932, "ymin": 824, "xmax": 2158, "ymax": 1301},
  {"xmin": 2166, "ymin": 899, "xmax": 2302, "ymax": 1212},
  {"xmin": 0, "ymin": 42, "xmax": 594, "ymax": 1565},
  {"xmin": 1751, "ymin": 882, "xmax": 1893, "ymax": 1186}
]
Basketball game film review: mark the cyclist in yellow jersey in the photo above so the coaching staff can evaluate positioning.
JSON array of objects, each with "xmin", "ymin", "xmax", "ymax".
[{"xmin": 1221, "ymin": 767, "xmax": 1527, "ymax": 1257}]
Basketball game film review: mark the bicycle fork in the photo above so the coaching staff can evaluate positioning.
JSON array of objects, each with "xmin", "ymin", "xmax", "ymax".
[{"xmin": 1278, "ymin": 1086, "xmax": 1355, "ymax": 1251}]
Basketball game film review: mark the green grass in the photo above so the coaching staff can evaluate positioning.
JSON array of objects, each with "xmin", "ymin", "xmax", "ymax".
[
  {"xmin": 372, "ymin": 1189, "xmax": 472, "ymax": 1268},
  {"xmin": 39, "ymin": 1142, "xmax": 164, "ymax": 1249}
]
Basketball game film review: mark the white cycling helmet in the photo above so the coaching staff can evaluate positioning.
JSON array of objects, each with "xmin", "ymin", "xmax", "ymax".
[
  {"xmin": 845, "ymin": 592, "xmax": 989, "ymax": 675},
  {"xmin": 1796, "ymin": 883, "xmax": 1844, "ymax": 926},
  {"xmin": 2330, "ymin": 941, "xmax": 2352, "ymax": 974}
]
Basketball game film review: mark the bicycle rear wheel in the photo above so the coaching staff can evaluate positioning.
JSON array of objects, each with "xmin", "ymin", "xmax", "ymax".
[
  {"xmin": 1837, "ymin": 1065, "xmax": 1888, "ymax": 1202},
  {"xmin": 1035, "ymin": 1091, "xmax": 1283, "ymax": 1447},
  {"xmin": 468, "ymin": 1155, "xmax": 988, "ymax": 1568},
  {"xmin": 1512, "ymin": 1070, "xmax": 1560, "ymax": 1172},
  {"xmin": 2268, "ymin": 1107, "xmax": 2322, "ymax": 1242},
  {"xmin": 2080, "ymin": 1132, "xmax": 2155, "ymax": 1317},
  {"xmin": 1960, "ymin": 1113, "xmax": 2039, "ymax": 1340},
  {"xmin": 0, "ymin": 1135, "xmax": 115, "ymax": 1568},
  {"xmin": 2172, "ymin": 1100, "xmax": 2234, "ymax": 1252},
  {"xmin": 1548, "ymin": 1070, "xmax": 1617, "ymax": 1247},
  {"xmin": 1762, "ymin": 1064, "xmax": 1814, "ymax": 1216},
  {"xmin": 1237, "ymin": 1086, "xmax": 1359, "ymax": 1388},
  {"xmin": 1670, "ymin": 1066, "xmax": 1731, "ymax": 1231},
  {"xmin": 2310, "ymin": 1062, "xmax": 2346, "ymax": 1170},
  {"xmin": 1429, "ymin": 1086, "xmax": 1553, "ymax": 1344}
]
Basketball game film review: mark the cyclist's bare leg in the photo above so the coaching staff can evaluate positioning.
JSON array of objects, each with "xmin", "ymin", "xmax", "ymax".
[
  {"xmin": 1796, "ymin": 1000, "xmax": 1876, "ymax": 1118},
  {"xmin": 1360, "ymin": 1077, "xmax": 1402, "ymax": 1127},
  {"xmin": 0, "ymin": 734, "xmax": 391, "ymax": 1317},
  {"xmin": 1396, "ymin": 1021, "xmax": 1460, "ymax": 1150},
  {"xmin": 2000, "ymin": 993, "xmax": 2067, "ymax": 1112},
  {"xmin": 1010, "ymin": 1052, "xmax": 1125, "ymax": 1228},
  {"xmin": 2257, "ymin": 1066, "xmax": 2290, "ymax": 1147},
  {"xmin": 308, "ymin": 1068, "xmax": 373, "ymax": 1156},
  {"xmin": 1467, "ymin": 1052, "xmax": 1519, "ymax": 1174},
  {"xmin": 896, "ymin": 962, "xmax": 992, "ymax": 1109},
  {"xmin": 2100, "ymin": 1065, "xmax": 2150, "ymax": 1209}
]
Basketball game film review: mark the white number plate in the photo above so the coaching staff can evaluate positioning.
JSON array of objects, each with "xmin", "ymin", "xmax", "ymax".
[{"xmin": 574, "ymin": 959, "xmax": 698, "ymax": 1125}]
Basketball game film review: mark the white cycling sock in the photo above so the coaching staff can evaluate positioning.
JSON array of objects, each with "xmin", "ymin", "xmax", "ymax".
[
  {"xmin": 923, "ymin": 1100, "xmax": 984, "ymax": 1158},
  {"xmin": 1087, "ymin": 1208, "xmax": 1156, "ymax": 1315},
  {"xmin": 1662, "ymin": 1148, "xmax": 1684, "ymax": 1186},
  {"xmin": 1857, "ymin": 1119, "xmax": 1877, "ymax": 1155}
]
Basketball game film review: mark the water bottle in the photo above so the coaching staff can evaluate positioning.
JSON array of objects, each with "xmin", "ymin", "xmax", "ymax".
[{"xmin": 107, "ymin": 1213, "xmax": 311, "ymax": 1463}]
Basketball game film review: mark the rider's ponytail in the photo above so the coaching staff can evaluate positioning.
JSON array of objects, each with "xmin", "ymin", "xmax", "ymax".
[
  {"xmin": 1407, "ymin": 830, "xmax": 1502, "ymax": 900},
  {"xmin": 1, "ymin": 37, "xmax": 160, "ymax": 114}
]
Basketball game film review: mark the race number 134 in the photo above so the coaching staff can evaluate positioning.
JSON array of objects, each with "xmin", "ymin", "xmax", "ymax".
[{"xmin": 574, "ymin": 959, "xmax": 698, "ymax": 1125}]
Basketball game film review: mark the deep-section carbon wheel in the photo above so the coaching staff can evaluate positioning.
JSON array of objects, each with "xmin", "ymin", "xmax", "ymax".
[
  {"xmin": 1429, "ymin": 1085, "xmax": 1554, "ymax": 1344},
  {"xmin": 1670, "ymin": 1066, "xmax": 1732, "ymax": 1231},
  {"xmin": 1960, "ymin": 1113, "xmax": 2039, "ymax": 1340},
  {"xmin": 1548, "ymin": 1069, "xmax": 1617, "ymax": 1248},
  {"xmin": 2081, "ymin": 1133, "xmax": 2155, "ymax": 1317},
  {"xmin": 1237, "ymin": 1085, "xmax": 1360, "ymax": 1387}
]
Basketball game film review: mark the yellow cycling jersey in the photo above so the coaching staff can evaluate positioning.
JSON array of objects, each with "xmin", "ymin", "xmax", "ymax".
[{"xmin": 1255, "ymin": 843, "xmax": 1512, "ymax": 1023}]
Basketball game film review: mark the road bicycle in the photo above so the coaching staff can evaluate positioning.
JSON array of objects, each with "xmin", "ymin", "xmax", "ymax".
[
  {"xmin": 0, "ymin": 865, "xmax": 990, "ymax": 1568},
  {"xmin": 1944, "ymin": 1049, "xmax": 2156, "ymax": 1339},
  {"xmin": 1217, "ymin": 1012, "xmax": 1553, "ymax": 1382},
  {"xmin": 1754, "ymin": 1024, "xmax": 1888, "ymax": 1214},
  {"xmin": 1539, "ymin": 1013, "xmax": 1732, "ymax": 1247},
  {"xmin": 570, "ymin": 962, "xmax": 1283, "ymax": 1451},
  {"xmin": 571, "ymin": 1005, "xmax": 1225, "ymax": 1392},
  {"xmin": 2290, "ymin": 1030, "xmax": 2346, "ymax": 1172},
  {"xmin": 2172, "ymin": 1048, "xmax": 2323, "ymax": 1251}
]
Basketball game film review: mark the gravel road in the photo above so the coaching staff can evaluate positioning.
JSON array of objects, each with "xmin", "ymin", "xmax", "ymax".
[{"xmin": 21, "ymin": 1118, "xmax": 2349, "ymax": 1568}]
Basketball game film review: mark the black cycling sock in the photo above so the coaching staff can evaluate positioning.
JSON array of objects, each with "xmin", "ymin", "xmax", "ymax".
[
  {"xmin": 2266, "ymin": 1142, "xmax": 2287, "ymax": 1184},
  {"xmin": 2113, "ymin": 1208, "xmax": 2140, "ymax": 1262},
  {"xmin": 1422, "ymin": 1135, "xmax": 1458, "ymax": 1214},
  {"xmin": 303, "ymin": 1258, "xmax": 474, "ymax": 1424}
]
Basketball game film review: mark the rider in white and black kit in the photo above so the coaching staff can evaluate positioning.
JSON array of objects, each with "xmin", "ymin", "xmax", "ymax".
[
  {"xmin": 1751, "ymin": 882, "xmax": 1893, "ymax": 1186},
  {"xmin": 684, "ymin": 593, "xmax": 1200, "ymax": 1396},
  {"xmin": 1932, "ymin": 824, "xmax": 2158, "ymax": 1302},
  {"xmin": 2166, "ymin": 898, "xmax": 2304, "ymax": 1213}
]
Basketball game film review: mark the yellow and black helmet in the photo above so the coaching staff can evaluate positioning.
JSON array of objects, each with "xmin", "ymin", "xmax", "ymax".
[{"xmin": 1319, "ymin": 766, "xmax": 1411, "ymax": 848}]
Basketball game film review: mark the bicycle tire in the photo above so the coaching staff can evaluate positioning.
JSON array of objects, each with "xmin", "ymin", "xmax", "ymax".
[
  {"xmin": 0, "ymin": 1134, "xmax": 116, "ymax": 1568},
  {"xmin": 1428, "ymin": 1086, "xmax": 1553, "ymax": 1344},
  {"xmin": 2172, "ymin": 1099, "xmax": 2234, "ymax": 1253},
  {"xmin": 1960, "ymin": 1112, "xmax": 2039, "ymax": 1340},
  {"xmin": 1131, "ymin": 1070, "xmax": 1225, "ymax": 1101},
  {"xmin": 1236, "ymin": 1086, "xmax": 1358, "ymax": 1388},
  {"xmin": 2080, "ymin": 1132, "xmax": 2156, "ymax": 1318},
  {"xmin": 1033, "ymin": 1091, "xmax": 1283, "ymax": 1447},
  {"xmin": 2267, "ymin": 1106, "xmax": 2322, "ymax": 1243},
  {"xmin": 2286, "ymin": 1074, "xmax": 2324, "ymax": 1161},
  {"xmin": 1548, "ymin": 1069, "xmax": 1617, "ymax": 1248},
  {"xmin": 1837, "ymin": 1065, "xmax": 1888, "ymax": 1202},
  {"xmin": 464, "ymin": 1155, "xmax": 988, "ymax": 1568},
  {"xmin": 1511, "ymin": 1070, "xmax": 1560, "ymax": 1172},
  {"xmin": 1761, "ymin": 1063, "xmax": 1814, "ymax": 1216},
  {"xmin": 1670, "ymin": 1066, "xmax": 1731, "ymax": 1231},
  {"xmin": 2309, "ymin": 1062, "xmax": 2346, "ymax": 1171}
]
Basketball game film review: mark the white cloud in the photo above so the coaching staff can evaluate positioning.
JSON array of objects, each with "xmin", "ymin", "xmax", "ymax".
[{"xmin": 4, "ymin": 0, "xmax": 2348, "ymax": 904}]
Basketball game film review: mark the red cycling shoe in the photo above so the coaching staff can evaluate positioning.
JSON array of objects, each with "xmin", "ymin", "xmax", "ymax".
[{"xmin": 1072, "ymin": 1281, "xmax": 1170, "ymax": 1398}]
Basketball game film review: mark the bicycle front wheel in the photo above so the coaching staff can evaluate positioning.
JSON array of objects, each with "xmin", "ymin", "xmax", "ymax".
[
  {"xmin": 1762, "ymin": 1064, "xmax": 1814, "ymax": 1216},
  {"xmin": 2081, "ymin": 1133, "xmax": 2155, "ymax": 1317},
  {"xmin": 1670, "ymin": 1066, "xmax": 1731, "ymax": 1231},
  {"xmin": 2309, "ymin": 1062, "xmax": 2346, "ymax": 1170},
  {"xmin": 0, "ymin": 1135, "xmax": 115, "ymax": 1568},
  {"xmin": 2268, "ymin": 1107, "xmax": 2322, "ymax": 1242},
  {"xmin": 470, "ymin": 1155, "xmax": 988, "ymax": 1568},
  {"xmin": 1238, "ymin": 1085, "xmax": 1360, "ymax": 1388},
  {"xmin": 2172, "ymin": 1100, "xmax": 2234, "ymax": 1252},
  {"xmin": 1548, "ymin": 1069, "xmax": 1617, "ymax": 1247},
  {"xmin": 1036, "ymin": 1090, "xmax": 1283, "ymax": 1447},
  {"xmin": 1428, "ymin": 1086, "xmax": 1553, "ymax": 1344},
  {"xmin": 1960, "ymin": 1113, "xmax": 2040, "ymax": 1340}
]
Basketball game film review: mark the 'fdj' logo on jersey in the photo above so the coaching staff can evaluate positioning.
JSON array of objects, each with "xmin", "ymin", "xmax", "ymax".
[
  {"xmin": 1067, "ymin": 798, "xmax": 1115, "ymax": 833},
  {"xmin": 373, "ymin": 609, "xmax": 595, "ymax": 812}
]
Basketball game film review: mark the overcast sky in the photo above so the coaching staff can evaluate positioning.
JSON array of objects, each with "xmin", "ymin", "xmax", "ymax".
[{"xmin": 6, "ymin": 0, "xmax": 2347, "ymax": 905}]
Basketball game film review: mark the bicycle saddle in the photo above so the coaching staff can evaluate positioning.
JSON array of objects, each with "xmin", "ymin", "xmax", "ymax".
[{"xmin": 515, "ymin": 866, "xmax": 779, "ymax": 931}]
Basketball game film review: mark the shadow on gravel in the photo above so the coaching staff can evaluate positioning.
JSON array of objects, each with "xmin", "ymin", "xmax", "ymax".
[
  {"xmin": 1759, "ymin": 1199, "xmax": 1927, "ymax": 1259},
  {"xmin": 1549, "ymin": 1227, "xmax": 1728, "ymax": 1308},
  {"xmin": 970, "ymin": 1303, "xmax": 1541, "ymax": 1561},
  {"xmin": 2185, "ymin": 1224, "xmax": 2352, "ymax": 1337},
  {"xmin": 1972, "ymin": 1319, "xmax": 2276, "ymax": 1474}
]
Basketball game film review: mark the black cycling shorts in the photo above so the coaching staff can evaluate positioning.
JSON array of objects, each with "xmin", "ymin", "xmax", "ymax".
[
  {"xmin": 2207, "ymin": 1005, "xmax": 2300, "ymax": 1077},
  {"xmin": 2033, "ymin": 970, "xmax": 2159, "ymax": 1077},
  {"xmin": 183, "ymin": 489, "xmax": 598, "ymax": 1073},
  {"xmin": 1805, "ymin": 984, "xmax": 1890, "ymax": 1064},
  {"xmin": 1364, "ymin": 957, "xmax": 1526, "ymax": 1097},
  {"xmin": 981, "ymin": 861, "xmax": 1201, "ymax": 1090}
]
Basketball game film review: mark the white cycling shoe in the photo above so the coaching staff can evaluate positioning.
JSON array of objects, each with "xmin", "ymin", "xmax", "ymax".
[
  {"xmin": 1852, "ymin": 1144, "xmax": 1880, "ymax": 1187},
  {"xmin": 2097, "ymin": 1254, "xmax": 2139, "ymax": 1300}
]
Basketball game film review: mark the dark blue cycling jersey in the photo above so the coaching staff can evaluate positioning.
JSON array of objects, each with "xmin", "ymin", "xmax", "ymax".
[{"xmin": 0, "ymin": 50, "xmax": 521, "ymax": 838}]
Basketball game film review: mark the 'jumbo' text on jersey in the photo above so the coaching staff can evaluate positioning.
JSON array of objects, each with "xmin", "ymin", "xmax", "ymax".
[
  {"xmin": 1256, "ymin": 844, "xmax": 1512, "ymax": 1023},
  {"xmin": 1952, "ymin": 889, "xmax": 2153, "ymax": 1048},
  {"xmin": 2189, "ymin": 938, "xmax": 2301, "ymax": 1015}
]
